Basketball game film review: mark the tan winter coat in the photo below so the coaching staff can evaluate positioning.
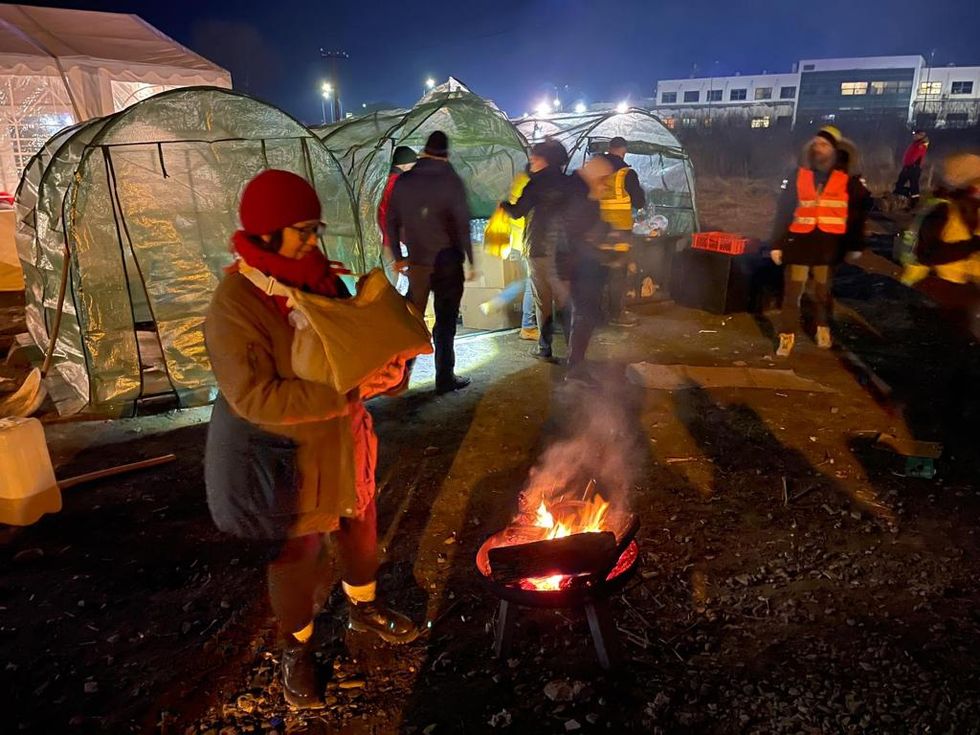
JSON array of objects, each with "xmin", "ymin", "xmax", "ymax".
[{"xmin": 204, "ymin": 272, "xmax": 370, "ymax": 538}]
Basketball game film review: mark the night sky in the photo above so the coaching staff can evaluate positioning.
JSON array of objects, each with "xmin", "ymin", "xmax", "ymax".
[{"xmin": 18, "ymin": 0, "xmax": 980, "ymax": 124}]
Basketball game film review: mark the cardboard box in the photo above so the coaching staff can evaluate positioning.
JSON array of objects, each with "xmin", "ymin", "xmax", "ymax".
[
  {"xmin": 459, "ymin": 287, "xmax": 521, "ymax": 330},
  {"xmin": 469, "ymin": 247, "xmax": 523, "ymax": 289}
]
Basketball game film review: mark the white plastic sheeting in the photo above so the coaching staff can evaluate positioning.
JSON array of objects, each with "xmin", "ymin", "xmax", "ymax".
[{"xmin": 0, "ymin": 4, "xmax": 231, "ymax": 193}]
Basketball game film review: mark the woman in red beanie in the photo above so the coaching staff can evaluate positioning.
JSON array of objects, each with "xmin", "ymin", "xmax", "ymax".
[{"xmin": 204, "ymin": 169, "xmax": 417, "ymax": 710}]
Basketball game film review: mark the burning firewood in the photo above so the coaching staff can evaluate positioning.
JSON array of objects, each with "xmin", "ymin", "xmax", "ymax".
[{"xmin": 487, "ymin": 531, "xmax": 617, "ymax": 586}]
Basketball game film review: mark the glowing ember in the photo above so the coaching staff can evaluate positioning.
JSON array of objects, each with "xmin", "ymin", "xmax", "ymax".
[{"xmin": 522, "ymin": 493, "xmax": 611, "ymax": 590}]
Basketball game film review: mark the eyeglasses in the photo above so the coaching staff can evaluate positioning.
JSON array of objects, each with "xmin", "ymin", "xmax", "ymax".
[{"xmin": 287, "ymin": 222, "xmax": 326, "ymax": 240}]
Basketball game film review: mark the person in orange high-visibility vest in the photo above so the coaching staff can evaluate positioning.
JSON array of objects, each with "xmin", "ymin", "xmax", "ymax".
[{"xmin": 769, "ymin": 125, "xmax": 867, "ymax": 357}]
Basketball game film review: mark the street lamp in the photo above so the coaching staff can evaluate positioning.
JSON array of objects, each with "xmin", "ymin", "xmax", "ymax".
[
  {"xmin": 320, "ymin": 82, "xmax": 333, "ymax": 124},
  {"xmin": 535, "ymin": 100, "xmax": 552, "ymax": 117},
  {"xmin": 574, "ymin": 101, "xmax": 587, "ymax": 114},
  {"xmin": 616, "ymin": 101, "xmax": 629, "ymax": 114},
  {"xmin": 553, "ymin": 97, "xmax": 562, "ymax": 111},
  {"xmin": 425, "ymin": 77, "xmax": 436, "ymax": 90}
]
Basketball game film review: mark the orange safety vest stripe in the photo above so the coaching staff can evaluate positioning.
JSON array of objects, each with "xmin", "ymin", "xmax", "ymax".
[{"xmin": 788, "ymin": 168, "xmax": 849, "ymax": 235}]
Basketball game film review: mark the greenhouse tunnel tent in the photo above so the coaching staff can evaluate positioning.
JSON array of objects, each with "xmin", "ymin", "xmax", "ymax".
[
  {"xmin": 516, "ymin": 108, "xmax": 699, "ymax": 304},
  {"xmin": 16, "ymin": 87, "xmax": 358, "ymax": 417},
  {"xmin": 315, "ymin": 78, "xmax": 529, "ymax": 271},
  {"xmin": 515, "ymin": 108, "xmax": 699, "ymax": 237}
]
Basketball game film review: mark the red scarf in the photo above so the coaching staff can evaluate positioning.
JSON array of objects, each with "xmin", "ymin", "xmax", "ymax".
[{"xmin": 228, "ymin": 230, "xmax": 349, "ymax": 316}]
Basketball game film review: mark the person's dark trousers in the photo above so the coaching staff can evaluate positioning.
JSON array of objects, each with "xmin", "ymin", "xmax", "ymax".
[
  {"xmin": 528, "ymin": 255, "xmax": 570, "ymax": 356},
  {"xmin": 779, "ymin": 264, "xmax": 833, "ymax": 334},
  {"xmin": 894, "ymin": 164, "xmax": 921, "ymax": 200},
  {"xmin": 407, "ymin": 249, "xmax": 465, "ymax": 386},
  {"xmin": 606, "ymin": 263, "xmax": 628, "ymax": 320},
  {"xmin": 568, "ymin": 256, "xmax": 606, "ymax": 366}
]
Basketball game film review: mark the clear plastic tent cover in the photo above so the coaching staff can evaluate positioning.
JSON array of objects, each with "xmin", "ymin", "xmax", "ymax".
[
  {"xmin": 18, "ymin": 87, "xmax": 357, "ymax": 415},
  {"xmin": 314, "ymin": 88, "xmax": 528, "ymax": 270},
  {"xmin": 515, "ymin": 109, "xmax": 699, "ymax": 236}
]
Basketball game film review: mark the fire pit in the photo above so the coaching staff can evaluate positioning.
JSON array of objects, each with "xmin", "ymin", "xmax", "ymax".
[{"xmin": 475, "ymin": 493, "xmax": 640, "ymax": 669}]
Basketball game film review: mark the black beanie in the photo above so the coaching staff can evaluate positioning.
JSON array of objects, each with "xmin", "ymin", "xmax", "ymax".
[
  {"xmin": 392, "ymin": 146, "xmax": 417, "ymax": 167},
  {"xmin": 424, "ymin": 131, "xmax": 449, "ymax": 158}
]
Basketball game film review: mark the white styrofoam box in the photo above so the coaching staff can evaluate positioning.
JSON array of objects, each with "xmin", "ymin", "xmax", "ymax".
[
  {"xmin": 0, "ymin": 417, "xmax": 61, "ymax": 525},
  {"xmin": 460, "ymin": 287, "xmax": 522, "ymax": 330}
]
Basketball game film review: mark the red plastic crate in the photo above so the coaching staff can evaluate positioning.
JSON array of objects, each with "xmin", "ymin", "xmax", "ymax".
[{"xmin": 690, "ymin": 231, "xmax": 749, "ymax": 256}]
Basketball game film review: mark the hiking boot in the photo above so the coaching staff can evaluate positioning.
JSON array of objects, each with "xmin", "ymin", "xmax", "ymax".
[
  {"xmin": 776, "ymin": 333, "xmax": 795, "ymax": 358},
  {"xmin": 529, "ymin": 347, "xmax": 558, "ymax": 363},
  {"xmin": 280, "ymin": 641, "xmax": 324, "ymax": 710},
  {"xmin": 609, "ymin": 311, "xmax": 638, "ymax": 328},
  {"xmin": 435, "ymin": 375, "xmax": 471, "ymax": 395},
  {"xmin": 816, "ymin": 326, "xmax": 832, "ymax": 350},
  {"xmin": 348, "ymin": 599, "xmax": 419, "ymax": 645},
  {"xmin": 519, "ymin": 327, "xmax": 540, "ymax": 341}
]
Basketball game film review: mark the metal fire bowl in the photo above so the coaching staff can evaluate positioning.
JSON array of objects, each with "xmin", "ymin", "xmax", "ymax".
[{"xmin": 475, "ymin": 534, "xmax": 639, "ymax": 609}]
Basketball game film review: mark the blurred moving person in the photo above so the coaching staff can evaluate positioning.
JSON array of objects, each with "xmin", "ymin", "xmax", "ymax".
[
  {"xmin": 598, "ymin": 136, "xmax": 646, "ymax": 327},
  {"xmin": 501, "ymin": 139, "xmax": 572, "ymax": 362},
  {"xmin": 893, "ymin": 130, "xmax": 930, "ymax": 210},
  {"xmin": 386, "ymin": 131, "xmax": 476, "ymax": 394},
  {"xmin": 378, "ymin": 146, "xmax": 417, "ymax": 291},
  {"xmin": 770, "ymin": 126, "xmax": 868, "ymax": 357}
]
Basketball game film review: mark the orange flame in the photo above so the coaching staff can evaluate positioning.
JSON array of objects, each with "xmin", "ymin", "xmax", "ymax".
[{"xmin": 522, "ymin": 493, "xmax": 611, "ymax": 590}]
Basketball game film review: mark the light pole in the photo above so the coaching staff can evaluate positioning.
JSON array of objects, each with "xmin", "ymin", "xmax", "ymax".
[
  {"xmin": 425, "ymin": 77, "xmax": 436, "ymax": 92},
  {"xmin": 321, "ymin": 82, "xmax": 333, "ymax": 124}
]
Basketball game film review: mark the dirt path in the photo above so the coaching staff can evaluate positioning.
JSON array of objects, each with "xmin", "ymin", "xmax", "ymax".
[{"xmin": 3, "ymin": 260, "xmax": 980, "ymax": 734}]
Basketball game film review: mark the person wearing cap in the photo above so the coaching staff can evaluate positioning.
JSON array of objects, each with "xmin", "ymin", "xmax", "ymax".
[
  {"xmin": 599, "ymin": 136, "xmax": 646, "ymax": 328},
  {"xmin": 902, "ymin": 153, "xmax": 980, "ymax": 339},
  {"xmin": 769, "ymin": 125, "xmax": 868, "ymax": 357},
  {"xmin": 894, "ymin": 130, "xmax": 930, "ymax": 209},
  {"xmin": 500, "ymin": 139, "xmax": 573, "ymax": 362},
  {"xmin": 385, "ymin": 131, "xmax": 475, "ymax": 394},
  {"xmin": 378, "ymin": 145, "xmax": 417, "ymax": 269},
  {"xmin": 204, "ymin": 169, "xmax": 418, "ymax": 710}
]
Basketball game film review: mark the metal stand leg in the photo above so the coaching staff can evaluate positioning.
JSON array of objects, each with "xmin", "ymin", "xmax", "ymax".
[
  {"xmin": 493, "ymin": 599, "xmax": 516, "ymax": 659},
  {"xmin": 584, "ymin": 599, "xmax": 619, "ymax": 670}
]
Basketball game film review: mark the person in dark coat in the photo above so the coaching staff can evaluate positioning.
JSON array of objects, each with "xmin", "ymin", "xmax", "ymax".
[
  {"xmin": 501, "ymin": 139, "xmax": 572, "ymax": 361},
  {"xmin": 769, "ymin": 125, "xmax": 868, "ymax": 357},
  {"xmin": 204, "ymin": 170, "xmax": 417, "ymax": 710},
  {"xmin": 385, "ymin": 131, "xmax": 475, "ymax": 394}
]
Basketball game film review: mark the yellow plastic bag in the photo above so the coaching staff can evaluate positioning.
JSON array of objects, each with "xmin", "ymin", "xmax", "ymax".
[{"xmin": 483, "ymin": 207, "xmax": 512, "ymax": 259}]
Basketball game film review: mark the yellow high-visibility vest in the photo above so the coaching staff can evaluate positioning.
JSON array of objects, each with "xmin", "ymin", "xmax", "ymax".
[
  {"xmin": 599, "ymin": 167, "xmax": 634, "ymax": 230},
  {"xmin": 900, "ymin": 197, "xmax": 980, "ymax": 285},
  {"xmin": 508, "ymin": 171, "xmax": 530, "ymax": 251}
]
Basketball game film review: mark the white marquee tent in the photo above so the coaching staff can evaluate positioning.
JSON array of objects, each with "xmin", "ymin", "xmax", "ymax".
[{"xmin": 0, "ymin": 4, "xmax": 231, "ymax": 290}]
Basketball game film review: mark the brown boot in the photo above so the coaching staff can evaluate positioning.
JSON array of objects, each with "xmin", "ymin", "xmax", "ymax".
[
  {"xmin": 280, "ymin": 640, "xmax": 324, "ymax": 709},
  {"xmin": 348, "ymin": 599, "xmax": 419, "ymax": 644}
]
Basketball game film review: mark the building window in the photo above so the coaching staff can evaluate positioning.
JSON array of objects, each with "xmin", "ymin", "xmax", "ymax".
[
  {"xmin": 681, "ymin": 117, "xmax": 698, "ymax": 127},
  {"xmin": 662, "ymin": 117, "xmax": 676, "ymax": 129},
  {"xmin": 754, "ymin": 87, "xmax": 772, "ymax": 100},
  {"xmin": 730, "ymin": 88, "xmax": 747, "ymax": 101},
  {"xmin": 706, "ymin": 89, "xmax": 722, "ymax": 102},
  {"xmin": 869, "ymin": 81, "xmax": 899, "ymax": 95},
  {"xmin": 802, "ymin": 64, "xmax": 815, "ymax": 71},
  {"xmin": 945, "ymin": 113, "xmax": 969, "ymax": 126},
  {"xmin": 750, "ymin": 116, "xmax": 771, "ymax": 129},
  {"xmin": 918, "ymin": 81, "xmax": 942, "ymax": 96},
  {"xmin": 684, "ymin": 90, "xmax": 700, "ymax": 103},
  {"xmin": 779, "ymin": 86, "xmax": 796, "ymax": 99},
  {"xmin": 841, "ymin": 82, "xmax": 868, "ymax": 96},
  {"xmin": 951, "ymin": 81, "xmax": 974, "ymax": 95},
  {"xmin": 661, "ymin": 91, "xmax": 677, "ymax": 104}
]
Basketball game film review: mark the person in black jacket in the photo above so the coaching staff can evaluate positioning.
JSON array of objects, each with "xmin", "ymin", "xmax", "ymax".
[
  {"xmin": 501, "ymin": 139, "xmax": 572, "ymax": 361},
  {"xmin": 769, "ymin": 126, "xmax": 868, "ymax": 357},
  {"xmin": 386, "ymin": 131, "xmax": 475, "ymax": 394}
]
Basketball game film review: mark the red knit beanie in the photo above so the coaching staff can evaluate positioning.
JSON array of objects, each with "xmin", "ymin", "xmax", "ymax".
[{"xmin": 238, "ymin": 169, "xmax": 322, "ymax": 236}]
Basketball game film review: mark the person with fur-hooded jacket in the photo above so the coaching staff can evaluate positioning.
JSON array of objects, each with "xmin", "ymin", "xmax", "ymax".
[
  {"xmin": 204, "ymin": 170, "xmax": 417, "ymax": 710},
  {"xmin": 769, "ymin": 125, "xmax": 870, "ymax": 357}
]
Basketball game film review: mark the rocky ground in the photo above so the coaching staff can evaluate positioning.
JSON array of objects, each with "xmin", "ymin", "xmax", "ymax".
[{"xmin": 3, "ymin": 192, "xmax": 980, "ymax": 733}]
